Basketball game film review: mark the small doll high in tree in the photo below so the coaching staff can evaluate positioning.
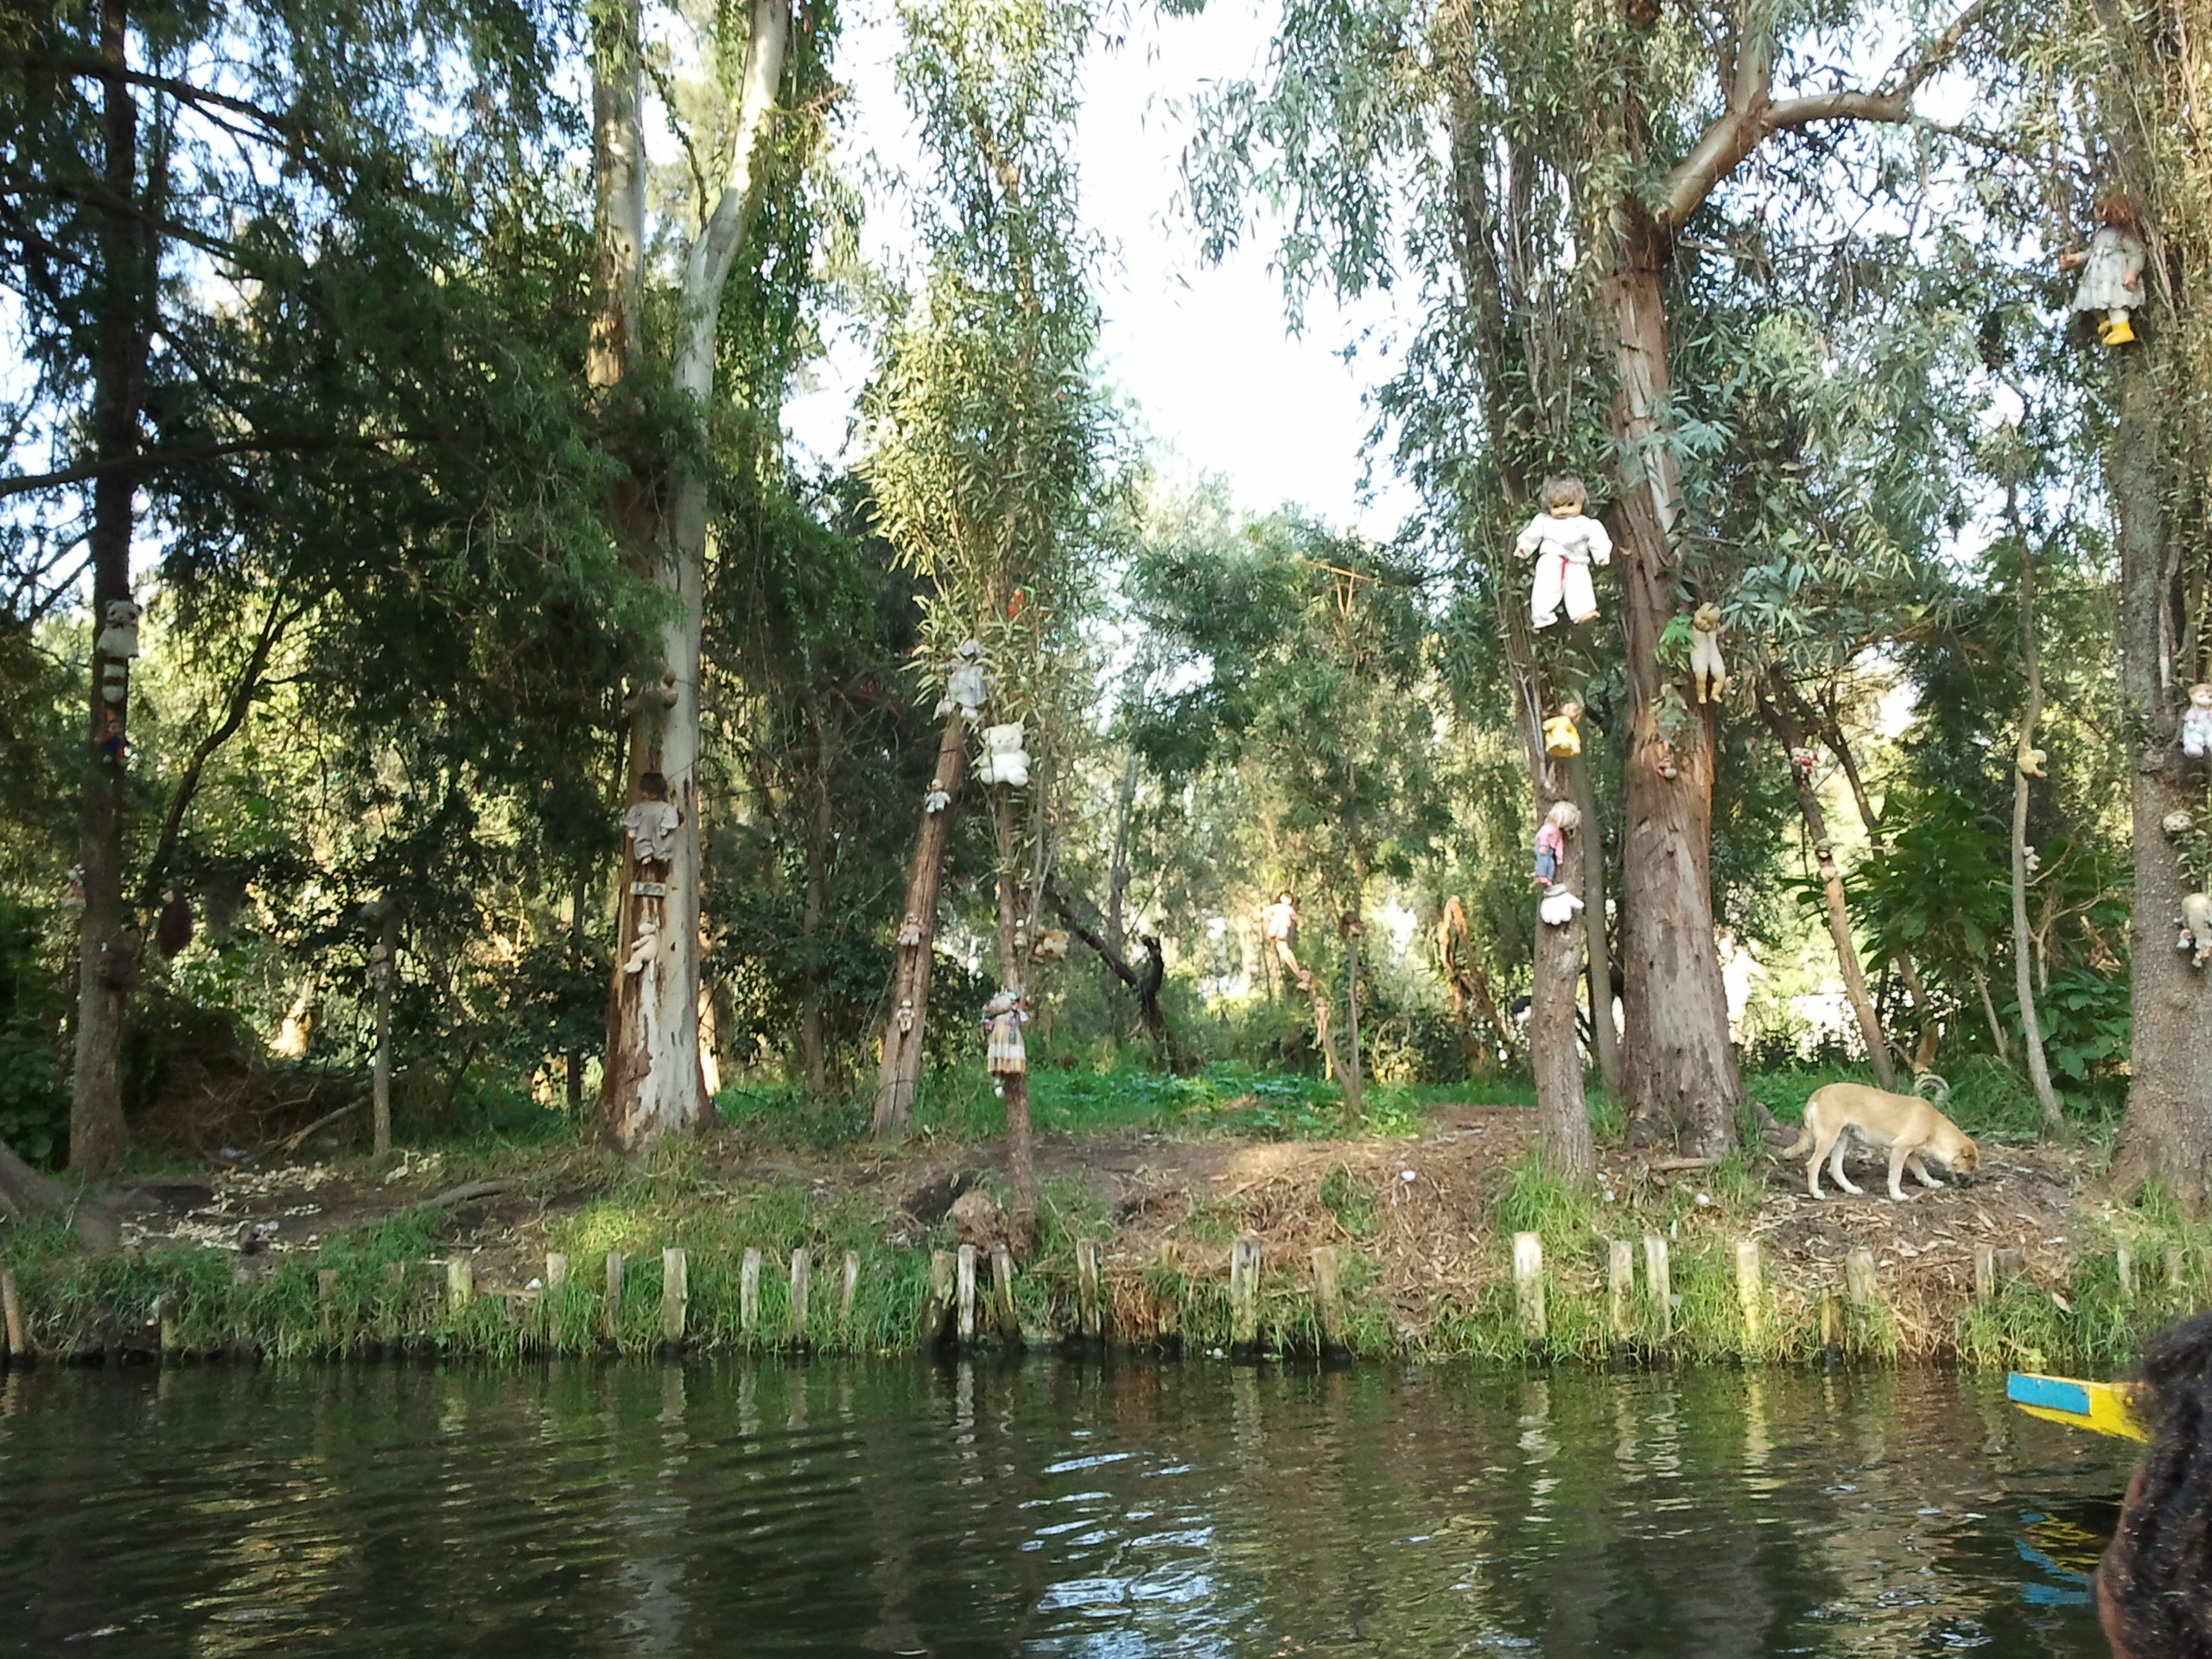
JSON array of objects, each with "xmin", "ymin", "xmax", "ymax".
[
  {"xmin": 2183, "ymin": 683, "xmax": 2212, "ymax": 759},
  {"xmin": 1516, "ymin": 476, "xmax": 1612, "ymax": 629},
  {"xmin": 2060, "ymin": 194, "xmax": 2147, "ymax": 347}
]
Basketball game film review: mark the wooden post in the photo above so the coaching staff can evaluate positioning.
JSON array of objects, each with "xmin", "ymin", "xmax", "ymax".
[
  {"xmin": 956, "ymin": 1244, "xmax": 978, "ymax": 1344},
  {"xmin": 318, "ymin": 1268, "xmax": 340, "ymax": 1342},
  {"xmin": 1512, "ymin": 1232, "xmax": 1546, "ymax": 1341},
  {"xmin": 546, "ymin": 1252, "xmax": 569, "ymax": 1291},
  {"xmin": 2168, "ymin": 1246, "xmax": 2189, "ymax": 1294},
  {"xmin": 157, "ymin": 1294, "xmax": 179, "ymax": 1357},
  {"xmin": 1845, "ymin": 1247, "xmax": 1878, "ymax": 1309},
  {"xmin": 1733, "ymin": 1238, "xmax": 1762, "ymax": 1345},
  {"xmin": 603, "ymin": 1249, "xmax": 627, "ymax": 1342},
  {"xmin": 2, "ymin": 1269, "xmax": 25, "ymax": 1359},
  {"xmin": 923, "ymin": 1249, "xmax": 957, "ymax": 1345},
  {"xmin": 991, "ymin": 1247, "xmax": 1021, "ymax": 1344},
  {"xmin": 380, "ymin": 1261, "xmax": 406, "ymax": 1346},
  {"xmin": 1229, "ymin": 1237, "xmax": 1262, "ymax": 1353},
  {"xmin": 1996, "ymin": 1247, "xmax": 2027, "ymax": 1283},
  {"xmin": 659, "ymin": 1248, "xmax": 688, "ymax": 1347},
  {"xmin": 1820, "ymin": 1290, "xmax": 1839, "ymax": 1350},
  {"xmin": 231, "ymin": 1263, "xmax": 256, "ymax": 1362},
  {"xmin": 1642, "ymin": 1234, "xmax": 1671, "ymax": 1342},
  {"xmin": 2115, "ymin": 1248, "xmax": 2135, "ymax": 1306},
  {"xmin": 1974, "ymin": 1243, "xmax": 1997, "ymax": 1302},
  {"xmin": 447, "ymin": 1255, "xmax": 474, "ymax": 1315},
  {"xmin": 788, "ymin": 1248, "xmax": 811, "ymax": 1345},
  {"xmin": 1077, "ymin": 1240, "xmax": 1103, "ymax": 1343},
  {"xmin": 1157, "ymin": 1242, "xmax": 1183, "ymax": 1342},
  {"xmin": 1310, "ymin": 1246, "xmax": 1347, "ymax": 1351},
  {"xmin": 1608, "ymin": 1240, "xmax": 1634, "ymax": 1342},
  {"xmin": 740, "ymin": 1247, "xmax": 762, "ymax": 1338}
]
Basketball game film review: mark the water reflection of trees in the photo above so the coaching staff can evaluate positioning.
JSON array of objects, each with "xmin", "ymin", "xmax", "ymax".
[{"xmin": 0, "ymin": 1360, "xmax": 2132, "ymax": 1656}]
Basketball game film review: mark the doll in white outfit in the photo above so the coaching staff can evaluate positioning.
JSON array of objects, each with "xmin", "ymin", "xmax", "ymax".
[
  {"xmin": 2060, "ymin": 195, "xmax": 2146, "ymax": 347},
  {"xmin": 1517, "ymin": 475, "xmax": 1612, "ymax": 629}
]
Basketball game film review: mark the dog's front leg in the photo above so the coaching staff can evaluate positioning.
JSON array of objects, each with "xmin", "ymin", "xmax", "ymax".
[
  {"xmin": 1885, "ymin": 1144, "xmax": 1914, "ymax": 1201},
  {"xmin": 1907, "ymin": 1152, "xmax": 1945, "ymax": 1190}
]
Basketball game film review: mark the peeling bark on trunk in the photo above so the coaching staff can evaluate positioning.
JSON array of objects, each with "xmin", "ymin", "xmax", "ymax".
[
  {"xmin": 1756, "ymin": 672, "xmax": 1894, "ymax": 1089},
  {"xmin": 2108, "ymin": 349, "xmax": 2212, "ymax": 1202},
  {"xmin": 69, "ymin": 0, "xmax": 148, "ymax": 1179},
  {"xmin": 1606, "ymin": 241, "xmax": 1740, "ymax": 1156},
  {"xmin": 598, "ymin": 0, "xmax": 790, "ymax": 1152},
  {"xmin": 873, "ymin": 711, "xmax": 967, "ymax": 1138}
]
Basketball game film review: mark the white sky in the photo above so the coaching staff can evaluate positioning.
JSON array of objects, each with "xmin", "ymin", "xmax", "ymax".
[{"xmin": 783, "ymin": 0, "xmax": 1423, "ymax": 543}]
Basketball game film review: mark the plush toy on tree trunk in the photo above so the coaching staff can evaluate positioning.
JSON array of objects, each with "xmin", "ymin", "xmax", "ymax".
[{"xmin": 1516, "ymin": 476, "xmax": 1611, "ymax": 629}]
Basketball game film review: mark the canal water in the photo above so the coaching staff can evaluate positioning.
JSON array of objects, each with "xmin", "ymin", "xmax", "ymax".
[{"xmin": 0, "ymin": 1359, "xmax": 2131, "ymax": 1656}]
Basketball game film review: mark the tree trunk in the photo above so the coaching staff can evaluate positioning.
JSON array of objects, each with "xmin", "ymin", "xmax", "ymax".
[
  {"xmin": 1605, "ymin": 240, "xmax": 1740, "ymax": 1156},
  {"xmin": 1568, "ymin": 753, "xmax": 1622, "ymax": 1098},
  {"xmin": 370, "ymin": 906, "xmax": 397, "ymax": 1158},
  {"xmin": 0, "ymin": 1135, "xmax": 118, "ymax": 1251},
  {"xmin": 2108, "ymin": 349, "xmax": 2212, "ymax": 1199},
  {"xmin": 2005, "ymin": 482, "xmax": 2064, "ymax": 1134},
  {"xmin": 1818, "ymin": 701, "xmax": 1938, "ymax": 1054},
  {"xmin": 800, "ymin": 695, "xmax": 832, "ymax": 1096},
  {"xmin": 873, "ymin": 711, "xmax": 967, "ymax": 1137},
  {"xmin": 989, "ymin": 787, "xmax": 1038, "ymax": 1249},
  {"xmin": 1105, "ymin": 750, "xmax": 1135, "ymax": 964},
  {"xmin": 1756, "ymin": 674, "xmax": 1894, "ymax": 1089},
  {"xmin": 567, "ymin": 868, "xmax": 588, "ymax": 1112},
  {"xmin": 1339, "ymin": 841, "xmax": 1367, "ymax": 1124},
  {"xmin": 599, "ymin": 0, "xmax": 789, "ymax": 1151},
  {"xmin": 1046, "ymin": 876, "xmax": 1179, "ymax": 1067},
  {"xmin": 68, "ymin": 0, "xmax": 147, "ymax": 1179}
]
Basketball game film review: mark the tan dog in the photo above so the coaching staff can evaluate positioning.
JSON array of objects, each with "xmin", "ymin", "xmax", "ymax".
[{"xmin": 1786, "ymin": 1083, "xmax": 1979, "ymax": 1201}]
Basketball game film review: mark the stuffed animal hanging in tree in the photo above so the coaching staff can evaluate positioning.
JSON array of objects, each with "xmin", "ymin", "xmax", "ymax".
[
  {"xmin": 2182, "ymin": 683, "xmax": 2212, "ymax": 758},
  {"xmin": 2177, "ymin": 893, "xmax": 2212, "ymax": 969},
  {"xmin": 1516, "ymin": 476, "xmax": 1612, "ymax": 629},
  {"xmin": 1689, "ymin": 604, "xmax": 1727, "ymax": 703},
  {"xmin": 976, "ymin": 721, "xmax": 1031, "ymax": 787},
  {"xmin": 2060, "ymin": 194, "xmax": 2146, "ymax": 347}
]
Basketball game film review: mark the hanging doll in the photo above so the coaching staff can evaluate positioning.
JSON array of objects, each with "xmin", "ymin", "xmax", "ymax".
[
  {"xmin": 1533, "ymin": 799, "xmax": 1580, "ymax": 888},
  {"xmin": 624, "ymin": 772, "xmax": 681, "ymax": 866},
  {"xmin": 2177, "ymin": 893, "xmax": 2212, "ymax": 969},
  {"xmin": 1263, "ymin": 890, "xmax": 1312, "ymax": 990},
  {"xmin": 1543, "ymin": 701, "xmax": 1583, "ymax": 758},
  {"xmin": 1689, "ymin": 604, "xmax": 1727, "ymax": 703},
  {"xmin": 2059, "ymin": 195, "xmax": 2146, "ymax": 346},
  {"xmin": 982, "ymin": 989, "xmax": 1028, "ymax": 1074},
  {"xmin": 2182, "ymin": 683, "xmax": 2212, "ymax": 759},
  {"xmin": 1789, "ymin": 746, "xmax": 1818, "ymax": 786},
  {"xmin": 935, "ymin": 639, "xmax": 989, "ymax": 723},
  {"xmin": 1516, "ymin": 476, "xmax": 1612, "ymax": 629}
]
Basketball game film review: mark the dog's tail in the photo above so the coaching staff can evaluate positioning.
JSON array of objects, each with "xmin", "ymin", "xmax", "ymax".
[
  {"xmin": 1783, "ymin": 1116, "xmax": 1815, "ymax": 1160},
  {"xmin": 1911, "ymin": 1071, "xmax": 1952, "ymax": 1106}
]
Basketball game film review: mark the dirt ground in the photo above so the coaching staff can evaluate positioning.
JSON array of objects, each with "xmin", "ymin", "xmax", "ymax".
[{"xmin": 98, "ymin": 1103, "xmax": 2105, "ymax": 1353}]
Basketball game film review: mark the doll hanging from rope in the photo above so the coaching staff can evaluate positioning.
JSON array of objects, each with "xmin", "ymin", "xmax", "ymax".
[
  {"xmin": 1516, "ymin": 476, "xmax": 1612, "ymax": 629},
  {"xmin": 1262, "ymin": 889, "xmax": 1312, "ymax": 990},
  {"xmin": 1533, "ymin": 799, "xmax": 1580, "ymax": 889}
]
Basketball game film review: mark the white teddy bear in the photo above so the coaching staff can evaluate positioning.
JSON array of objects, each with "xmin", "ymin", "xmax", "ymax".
[{"xmin": 976, "ymin": 721, "xmax": 1030, "ymax": 788}]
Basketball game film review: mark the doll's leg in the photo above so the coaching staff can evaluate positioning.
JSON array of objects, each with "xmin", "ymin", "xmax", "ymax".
[
  {"xmin": 1566, "ymin": 562, "xmax": 1598, "ymax": 625},
  {"xmin": 1530, "ymin": 556, "xmax": 1565, "ymax": 628}
]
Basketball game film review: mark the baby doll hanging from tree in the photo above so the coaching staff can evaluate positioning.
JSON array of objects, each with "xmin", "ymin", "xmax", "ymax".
[{"xmin": 1516, "ymin": 476, "xmax": 1612, "ymax": 630}]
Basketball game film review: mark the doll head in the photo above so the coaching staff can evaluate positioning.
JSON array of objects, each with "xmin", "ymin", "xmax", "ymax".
[
  {"xmin": 1555, "ymin": 700, "xmax": 1583, "ymax": 724},
  {"xmin": 2190, "ymin": 683, "xmax": 2212, "ymax": 710},
  {"xmin": 1540, "ymin": 475, "xmax": 1588, "ymax": 517},
  {"xmin": 2095, "ymin": 189, "xmax": 2144, "ymax": 235},
  {"xmin": 639, "ymin": 771, "xmax": 669, "ymax": 801},
  {"xmin": 1545, "ymin": 799, "xmax": 1581, "ymax": 831},
  {"xmin": 1693, "ymin": 601, "xmax": 1723, "ymax": 632}
]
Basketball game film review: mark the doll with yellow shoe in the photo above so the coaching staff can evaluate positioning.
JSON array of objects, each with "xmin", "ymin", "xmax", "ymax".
[{"xmin": 2060, "ymin": 194, "xmax": 2146, "ymax": 347}]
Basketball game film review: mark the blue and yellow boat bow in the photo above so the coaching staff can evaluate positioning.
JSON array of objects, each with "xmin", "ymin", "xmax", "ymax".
[{"xmin": 2008, "ymin": 1372, "xmax": 2149, "ymax": 1441}]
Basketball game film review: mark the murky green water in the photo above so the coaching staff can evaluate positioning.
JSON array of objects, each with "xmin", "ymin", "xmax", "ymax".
[{"xmin": 0, "ymin": 1358, "xmax": 2132, "ymax": 1656}]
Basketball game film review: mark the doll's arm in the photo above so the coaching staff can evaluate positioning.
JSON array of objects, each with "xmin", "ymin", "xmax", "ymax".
[{"xmin": 1586, "ymin": 518, "xmax": 1614, "ymax": 566}]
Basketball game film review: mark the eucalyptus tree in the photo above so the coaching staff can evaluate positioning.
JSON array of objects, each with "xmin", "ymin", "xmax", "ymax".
[
  {"xmin": 1, "ymin": 0, "xmax": 638, "ymax": 1173},
  {"xmin": 1186, "ymin": 0, "xmax": 2005, "ymax": 1155},
  {"xmin": 588, "ymin": 0, "xmax": 841, "ymax": 1149},
  {"xmin": 860, "ymin": 0, "xmax": 1114, "ymax": 1241},
  {"xmin": 2067, "ymin": 0, "xmax": 2212, "ymax": 1201}
]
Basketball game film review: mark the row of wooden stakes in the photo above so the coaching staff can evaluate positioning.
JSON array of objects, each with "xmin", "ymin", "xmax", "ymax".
[{"xmin": 0, "ymin": 1231, "xmax": 2183, "ymax": 1363}]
